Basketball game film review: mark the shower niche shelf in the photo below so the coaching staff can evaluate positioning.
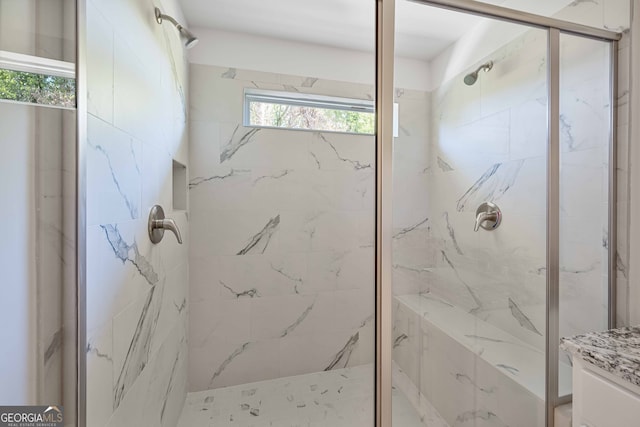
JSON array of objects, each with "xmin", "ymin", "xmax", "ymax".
[{"xmin": 172, "ymin": 160, "xmax": 187, "ymax": 211}]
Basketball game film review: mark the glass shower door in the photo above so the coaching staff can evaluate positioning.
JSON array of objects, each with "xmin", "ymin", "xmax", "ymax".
[
  {"xmin": 391, "ymin": 4, "xmax": 549, "ymax": 426},
  {"xmin": 558, "ymin": 31, "xmax": 614, "ymax": 399}
]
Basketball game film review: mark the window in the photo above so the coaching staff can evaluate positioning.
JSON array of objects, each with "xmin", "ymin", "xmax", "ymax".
[
  {"xmin": 0, "ymin": 50, "xmax": 75, "ymax": 108},
  {"xmin": 244, "ymin": 88, "xmax": 375, "ymax": 135},
  {"xmin": 0, "ymin": 69, "xmax": 75, "ymax": 108}
]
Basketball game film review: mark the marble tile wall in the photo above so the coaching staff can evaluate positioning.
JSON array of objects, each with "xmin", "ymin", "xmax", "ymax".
[
  {"xmin": 392, "ymin": 25, "xmax": 628, "ymax": 352},
  {"xmin": 615, "ymin": 31, "xmax": 631, "ymax": 328},
  {"xmin": 427, "ymin": 28, "xmax": 550, "ymax": 353},
  {"xmin": 188, "ymin": 65, "xmax": 377, "ymax": 391},
  {"xmin": 85, "ymin": 0, "xmax": 190, "ymax": 425},
  {"xmin": 393, "ymin": 295, "xmax": 547, "ymax": 427},
  {"xmin": 392, "ymin": 9, "xmax": 631, "ymax": 423}
]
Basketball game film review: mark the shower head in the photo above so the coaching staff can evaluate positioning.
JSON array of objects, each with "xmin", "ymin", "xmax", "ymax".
[
  {"xmin": 464, "ymin": 61, "xmax": 493, "ymax": 86},
  {"xmin": 180, "ymin": 28, "xmax": 199, "ymax": 49},
  {"xmin": 463, "ymin": 72, "xmax": 479, "ymax": 86},
  {"xmin": 155, "ymin": 7, "xmax": 199, "ymax": 49}
]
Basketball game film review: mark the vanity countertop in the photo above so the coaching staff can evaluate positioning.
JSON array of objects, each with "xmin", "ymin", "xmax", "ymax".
[{"xmin": 561, "ymin": 326, "xmax": 640, "ymax": 388}]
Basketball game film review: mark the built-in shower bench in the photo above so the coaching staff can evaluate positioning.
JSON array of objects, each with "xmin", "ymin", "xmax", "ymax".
[{"xmin": 393, "ymin": 293, "xmax": 572, "ymax": 427}]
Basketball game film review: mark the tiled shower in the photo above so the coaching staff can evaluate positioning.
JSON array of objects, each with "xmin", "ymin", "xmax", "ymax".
[
  {"xmin": 83, "ymin": 0, "xmax": 630, "ymax": 425},
  {"xmin": 188, "ymin": 65, "xmax": 376, "ymax": 391},
  {"xmin": 0, "ymin": 0, "xmax": 634, "ymax": 426}
]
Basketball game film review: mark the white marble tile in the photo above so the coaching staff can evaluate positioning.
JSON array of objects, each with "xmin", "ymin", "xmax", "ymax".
[
  {"xmin": 190, "ymin": 65, "xmax": 245, "ymax": 123},
  {"xmin": 399, "ymin": 294, "xmax": 573, "ymax": 398},
  {"xmin": 395, "ymin": 92, "xmax": 431, "ymax": 140},
  {"xmin": 86, "ymin": 1, "xmax": 113, "ymax": 123},
  {"xmin": 434, "ymin": 77, "xmax": 483, "ymax": 129},
  {"xmin": 191, "ymin": 210, "xmax": 282, "ymax": 257},
  {"xmin": 474, "ymin": 356, "xmax": 545, "ymax": 427},
  {"xmin": 86, "ymin": 115, "xmax": 142, "ymax": 226},
  {"xmin": 289, "ymin": 211, "xmax": 363, "ymax": 253},
  {"xmin": 153, "ymin": 263, "xmax": 188, "ymax": 353},
  {"xmin": 560, "ymin": 160, "xmax": 605, "ymax": 218},
  {"xmin": 143, "ymin": 320, "xmax": 188, "ymax": 427},
  {"xmin": 560, "ymin": 83, "xmax": 609, "ymax": 155},
  {"xmin": 307, "ymin": 169, "xmax": 375, "ymax": 213},
  {"xmin": 428, "ymin": 325, "xmax": 477, "ymax": 425},
  {"xmin": 393, "ymin": 301, "xmax": 422, "ymax": 383},
  {"xmin": 434, "ymin": 110, "xmax": 510, "ymax": 173},
  {"xmin": 560, "ymin": 35, "xmax": 610, "ymax": 91},
  {"xmin": 219, "ymin": 124, "xmax": 315, "ymax": 170},
  {"xmin": 481, "ymin": 54, "xmax": 547, "ymax": 119},
  {"xmin": 178, "ymin": 365, "xmax": 433, "ymax": 427},
  {"xmin": 559, "ymin": 268, "xmax": 608, "ymax": 339},
  {"xmin": 106, "ymin": 318, "xmax": 187, "ymax": 427},
  {"xmin": 308, "ymin": 132, "xmax": 374, "ymax": 172},
  {"xmin": 249, "ymin": 294, "xmax": 318, "ymax": 340},
  {"xmin": 249, "ymin": 169, "xmax": 320, "ymax": 212},
  {"xmin": 393, "ymin": 173, "xmax": 430, "ymax": 228},
  {"xmin": 112, "ymin": 284, "xmax": 163, "ymax": 408},
  {"xmin": 189, "ymin": 298, "xmax": 251, "ymax": 350},
  {"xmin": 335, "ymin": 248, "xmax": 374, "ymax": 291},
  {"xmin": 113, "ymin": 33, "xmax": 163, "ymax": 145},
  {"xmin": 509, "ymin": 98, "xmax": 547, "ymax": 161},
  {"xmin": 189, "ymin": 166, "xmax": 254, "ymax": 213},
  {"xmin": 86, "ymin": 0, "xmax": 189, "ymax": 422},
  {"xmin": 304, "ymin": 251, "xmax": 344, "ymax": 293},
  {"xmin": 86, "ymin": 220, "xmax": 158, "ymax": 332},
  {"xmin": 157, "ymin": 210, "xmax": 189, "ymax": 273},
  {"xmin": 279, "ymin": 328, "xmax": 366, "ymax": 377},
  {"xmin": 189, "ymin": 121, "xmax": 221, "ymax": 178},
  {"xmin": 218, "ymin": 252, "xmax": 307, "ymax": 298},
  {"xmin": 394, "ymin": 135, "xmax": 430, "ymax": 174},
  {"xmin": 86, "ymin": 322, "xmax": 114, "ymax": 427},
  {"xmin": 393, "ymin": 295, "xmax": 553, "ymax": 427},
  {"xmin": 204, "ymin": 338, "xmax": 281, "ymax": 390},
  {"xmin": 392, "ymin": 362, "xmax": 449, "ymax": 427},
  {"xmin": 141, "ymin": 140, "xmax": 174, "ymax": 217}
]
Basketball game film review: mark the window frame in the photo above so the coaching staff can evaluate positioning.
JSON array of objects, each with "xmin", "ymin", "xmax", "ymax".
[
  {"xmin": 0, "ymin": 49, "xmax": 76, "ymax": 109},
  {"xmin": 243, "ymin": 88, "xmax": 375, "ymax": 135}
]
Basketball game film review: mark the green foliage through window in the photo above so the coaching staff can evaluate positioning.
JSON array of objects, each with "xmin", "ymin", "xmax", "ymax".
[
  {"xmin": 248, "ymin": 100, "xmax": 374, "ymax": 135},
  {"xmin": 0, "ymin": 69, "xmax": 75, "ymax": 108}
]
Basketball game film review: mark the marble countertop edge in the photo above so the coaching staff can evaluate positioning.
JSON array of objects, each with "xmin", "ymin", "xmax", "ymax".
[{"xmin": 561, "ymin": 326, "xmax": 640, "ymax": 389}]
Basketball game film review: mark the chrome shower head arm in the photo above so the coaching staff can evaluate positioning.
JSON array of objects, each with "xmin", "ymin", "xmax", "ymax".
[
  {"xmin": 155, "ymin": 7, "xmax": 179, "ymax": 27},
  {"xmin": 473, "ymin": 60, "xmax": 494, "ymax": 75},
  {"xmin": 154, "ymin": 7, "xmax": 199, "ymax": 49}
]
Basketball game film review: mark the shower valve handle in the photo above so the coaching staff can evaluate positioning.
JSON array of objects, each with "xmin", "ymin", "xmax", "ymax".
[
  {"xmin": 148, "ymin": 205, "xmax": 183, "ymax": 244},
  {"xmin": 474, "ymin": 202, "xmax": 501, "ymax": 232}
]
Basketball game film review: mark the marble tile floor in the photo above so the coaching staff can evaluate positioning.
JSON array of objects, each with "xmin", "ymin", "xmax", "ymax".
[{"xmin": 178, "ymin": 364, "xmax": 445, "ymax": 427}]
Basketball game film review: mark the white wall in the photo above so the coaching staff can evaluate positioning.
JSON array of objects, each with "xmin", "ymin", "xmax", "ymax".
[
  {"xmin": 189, "ymin": 27, "xmax": 431, "ymax": 91},
  {"xmin": 0, "ymin": 103, "xmax": 37, "ymax": 405},
  {"xmin": 0, "ymin": 0, "xmax": 74, "ymax": 407}
]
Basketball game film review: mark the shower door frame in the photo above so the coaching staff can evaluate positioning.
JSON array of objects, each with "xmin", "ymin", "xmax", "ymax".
[
  {"xmin": 76, "ymin": 0, "xmax": 87, "ymax": 425},
  {"xmin": 374, "ymin": 1, "xmax": 621, "ymax": 426}
]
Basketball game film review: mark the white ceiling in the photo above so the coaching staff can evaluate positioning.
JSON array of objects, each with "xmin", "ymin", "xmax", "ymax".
[
  {"xmin": 179, "ymin": 0, "xmax": 583, "ymax": 61},
  {"xmin": 178, "ymin": 0, "xmax": 496, "ymax": 60}
]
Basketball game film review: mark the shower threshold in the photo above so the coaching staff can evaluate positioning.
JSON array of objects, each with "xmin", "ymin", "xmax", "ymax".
[{"xmin": 177, "ymin": 364, "xmax": 446, "ymax": 426}]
